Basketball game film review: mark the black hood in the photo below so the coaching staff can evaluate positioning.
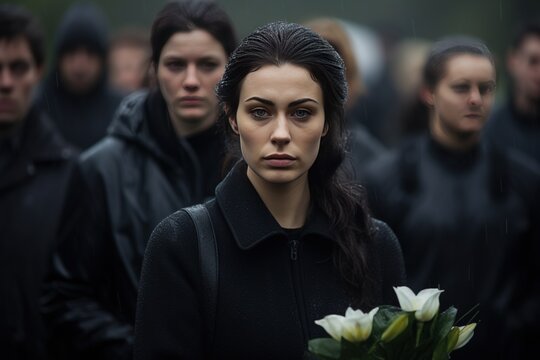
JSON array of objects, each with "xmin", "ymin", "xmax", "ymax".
[{"xmin": 54, "ymin": 2, "xmax": 108, "ymax": 60}]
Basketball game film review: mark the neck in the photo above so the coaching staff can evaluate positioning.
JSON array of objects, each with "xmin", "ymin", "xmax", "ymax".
[
  {"xmin": 247, "ymin": 167, "xmax": 310, "ymax": 229},
  {"xmin": 430, "ymin": 117, "xmax": 480, "ymax": 151},
  {"xmin": 168, "ymin": 106, "xmax": 217, "ymax": 137},
  {"xmin": 514, "ymin": 92, "xmax": 540, "ymax": 117}
]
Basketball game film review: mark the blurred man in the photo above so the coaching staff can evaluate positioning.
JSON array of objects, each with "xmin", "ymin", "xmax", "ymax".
[
  {"xmin": 109, "ymin": 28, "xmax": 151, "ymax": 94},
  {"xmin": 0, "ymin": 5, "xmax": 76, "ymax": 359},
  {"xmin": 35, "ymin": 2, "xmax": 122, "ymax": 150},
  {"xmin": 486, "ymin": 21, "xmax": 540, "ymax": 164}
]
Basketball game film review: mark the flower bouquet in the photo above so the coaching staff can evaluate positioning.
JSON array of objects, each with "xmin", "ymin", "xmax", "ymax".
[{"xmin": 308, "ymin": 286, "xmax": 477, "ymax": 360}]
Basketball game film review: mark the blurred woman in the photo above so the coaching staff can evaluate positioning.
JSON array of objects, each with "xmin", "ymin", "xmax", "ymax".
[
  {"xmin": 363, "ymin": 37, "xmax": 540, "ymax": 359},
  {"xmin": 42, "ymin": 2, "xmax": 237, "ymax": 359},
  {"xmin": 135, "ymin": 22, "xmax": 405, "ymax": 359}
]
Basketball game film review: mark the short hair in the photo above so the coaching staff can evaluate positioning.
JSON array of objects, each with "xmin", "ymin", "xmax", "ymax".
[
  {"xmin": 111, "ymin": 27, "xmax": 150, "ymax": 51},
  {"xmin": 423, "ymin": 36, "xmax": 494, "ymax": 90},
  {"xmin": 0, "ymin": 4, "xmax": 45, "ymax": 66},
  {"xmin": 151, "ymin": 0, "xmax": 237, "ymax": 66},
  {"xmin": 510, "ymin": 20, "xmax": 540, "ymax": 51}
]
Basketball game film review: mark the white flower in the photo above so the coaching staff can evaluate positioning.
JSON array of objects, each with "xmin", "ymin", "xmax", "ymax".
[
  {"xmin": 393, "ymin": 286, "xmax": 444, "ymax": 322},
  {"xmin": 454, "ymin": 323, "xmax": 476, "ymax": 350},
  {"xmin": 315, "ymin": 307, "xmax": 379, "ymax": 342}
]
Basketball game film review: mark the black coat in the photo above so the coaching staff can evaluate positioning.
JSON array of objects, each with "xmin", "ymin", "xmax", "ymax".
[
  {"xmin": 485, "ymin": 99, "xmax": 540, "ymax": 165},
  {"xmin": 0, "ymin": 107, "xmax": 76, "ymax": 360},
  {"xmin": 134, "ymin": 161, "xmax": 405, "ymax": 359},
  {"xmin": 363, "ymin": 134, "xmax": 540, "ymax": 359},
  {"xmin": 42, "ymin": 90, "xmax": 226, "ymax": 359}
]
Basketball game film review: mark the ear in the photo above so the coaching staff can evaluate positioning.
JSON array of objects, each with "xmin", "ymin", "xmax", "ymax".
[
  {"xmin": 228, "ymin": 116, "xmax": 239, "ymax": 135},
  {"xmin": 420, "ymin": 85, "xmax": 435, "ymax": 107},
  {"xmin": 321, "ymin": 122, "xmax": 329, "ymax": 137}
]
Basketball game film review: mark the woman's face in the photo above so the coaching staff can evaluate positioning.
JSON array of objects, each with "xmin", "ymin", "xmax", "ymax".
[
  {"xmin": 231, "ymin": 63, "xmax": 327, "ymax": 187},
  {"xmin": 425, "ymin": 54, "xmax": 496, "ymax": 142},
  {"xmin": 157, "ymin": 29, "xmax": 227, "ymax": 135}
]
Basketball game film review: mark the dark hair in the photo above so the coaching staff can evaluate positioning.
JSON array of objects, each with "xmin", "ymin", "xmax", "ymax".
[
  {"xmin": 423, "ymin": 36, "xmax": 495, "ymax": 90},
  {"xmin": 510, "ymin": 20, "xmax": 540, "ymax": 50},
  {"xmin": 151, "ymin": 0, "xmax": 237, "ymax": 66},
  {"xmin": 0, "ymin": 4, "xmax": 45, "ymax": 66},
  {"xmin": 217, "ymin": 21, "xmax": 376, "ymax": 308}
]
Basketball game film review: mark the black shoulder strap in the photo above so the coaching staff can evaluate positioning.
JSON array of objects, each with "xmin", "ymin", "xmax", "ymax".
[{"xmin": 184, "ymin": 203, "xmax": 219, "ymax": 351}]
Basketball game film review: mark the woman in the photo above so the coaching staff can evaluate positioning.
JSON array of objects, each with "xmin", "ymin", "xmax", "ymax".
[
  {"xmin": 363, "ymin": 38, "xmax": 540, "ymax": 359},
  {"xmin": 134, "ymin": 22, "xmax": 405, "ymax": 359},
  {"xmin": 42, "ymin": 2, "xmax": 237, "ymax": 359}
]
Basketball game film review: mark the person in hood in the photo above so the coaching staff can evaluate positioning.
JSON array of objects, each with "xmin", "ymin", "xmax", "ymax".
[
  {"xmin": 0, "ymin": 5, "xmax": 76, "ymax": 359},
  {"xmin": 35, "ymin": 2, "xmax": 122, "ymax": 150},
  {"xmin": 41, "ymin": 1, "xmax": 237, "ymax": 359},
  {"xmin": 363, "ymin": 37, "xmax": 540, "ymax": 359}
]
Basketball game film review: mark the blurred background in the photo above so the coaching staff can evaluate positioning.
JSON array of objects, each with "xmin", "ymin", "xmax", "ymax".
[{"xmin": 7, "ymin": 0, "xmax": 539, "ymax": 96}]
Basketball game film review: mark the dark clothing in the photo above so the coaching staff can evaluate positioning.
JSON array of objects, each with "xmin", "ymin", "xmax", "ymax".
[
  {"xmin": 345, "ymin": 124, "xmax": 386, "ymax": 182},
  {"xmin": 35, "ymin": 3, "xmax": 122, "ymax": 151},
  {"xmin": 42, "ymin": 90, "xmax": 226, "ymax": 360},
  {"xmin": 486, "ymin": 99, "xmax": 540, "ymax": 165},
  {"xmin": 363, "ymin": 134, "xmax": 540, "ymax": 359},
  {"xmin": 134, "ymin": 161, "xmax": 406, "ymax": 359},
  {"xmin": 0, "ymin": 107, "xmax": 76, "ymax": 360}
]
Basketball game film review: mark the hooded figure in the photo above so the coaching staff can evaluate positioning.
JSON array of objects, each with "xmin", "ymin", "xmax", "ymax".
[{"xmin": 35, "ymin": 2, "xmax": 122, "ymax": 150}]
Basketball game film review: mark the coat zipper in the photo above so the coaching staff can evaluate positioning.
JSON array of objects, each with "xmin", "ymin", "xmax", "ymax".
[{"xmin": 289, "ymin": 239, "xmax": 309, "ymax": 345}]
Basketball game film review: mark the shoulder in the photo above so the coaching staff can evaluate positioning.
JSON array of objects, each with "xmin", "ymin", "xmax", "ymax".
[
  {"xmin": 145, "ymin": 210, "xmax": 199, "ymax": 266},
  {"xmin": 371, "ymin": 219, "xmax": 402, "ymax": 257}
]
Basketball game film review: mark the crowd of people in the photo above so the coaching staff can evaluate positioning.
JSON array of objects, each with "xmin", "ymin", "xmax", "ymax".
[{"xmin": 0, "ymin": 1, "xmax": 539, "ymax": 359}]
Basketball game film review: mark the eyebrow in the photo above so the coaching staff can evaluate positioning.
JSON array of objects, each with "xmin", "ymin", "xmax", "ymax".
[{"xmin": 244, "ymin": 96, "xmax": 320, "ymax": 107}]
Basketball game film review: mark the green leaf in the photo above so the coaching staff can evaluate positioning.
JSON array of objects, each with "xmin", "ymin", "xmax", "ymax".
[
  {"xmin": 431, "ymin": 307, "xmax": 457, "ymax": 342},
  {"xmin": 308, "ymin": 338, "xmax": 341, "ymax": 359}
]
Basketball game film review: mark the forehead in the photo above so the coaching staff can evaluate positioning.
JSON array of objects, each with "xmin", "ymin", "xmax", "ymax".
[
  {"xmin": 518, "ymin": 34, "xmax": 540, "ymax": 54},
  {"xmin": 160, "ymin": 29, "xmax": 226, "ymax": 60},
  {"xmin": 239, "ymin": 64, "xmax": 323, "ymax": 103},
  {"xmin": 442, "ymin": 54, "xmax": 495, "ymax": 82},
  {"xmin": 0, "ymin": 36, "xmax": 34, "ymax": 64}
]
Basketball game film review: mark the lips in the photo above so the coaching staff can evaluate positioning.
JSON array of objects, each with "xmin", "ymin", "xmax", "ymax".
[
  {"xmin": 179, "ymin": 96, "xmax": 204, "ymax": 106},
  {"xmin": 263, "ymin": 154, "xmax": 296, "ymax": 168}
]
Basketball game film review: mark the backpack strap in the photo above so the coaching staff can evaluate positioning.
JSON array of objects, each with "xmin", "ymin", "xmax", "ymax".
[{"xmin": 184, "ymin": 203, "xmax": 219, "ymax": 352}]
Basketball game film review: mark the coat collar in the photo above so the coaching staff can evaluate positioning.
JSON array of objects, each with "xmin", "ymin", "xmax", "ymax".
[
  {"xmin": 215, "ymin": 160, "xmax": 333, "ymax": 250},
  {"xmin": 0, "ymin": 107, "xmax": 75, "ymax": 191}
]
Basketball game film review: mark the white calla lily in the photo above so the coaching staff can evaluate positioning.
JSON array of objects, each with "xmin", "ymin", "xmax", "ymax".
[
  {"xmin": 454, "ymin": 323, "xmax": 476, "ymax": 350},
  {"xmin": 393, "ymin": 286, "xmax": 444, "ymax": 322},
  {"xmin": 315, "ymin": 307, "xmax": 379, "ymax": 343}
]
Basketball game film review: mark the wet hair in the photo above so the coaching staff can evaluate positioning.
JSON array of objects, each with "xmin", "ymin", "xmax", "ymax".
[
  {"xmin": 150, "ymin": 0, "xmax": 237, "ymax": 66},
  {"xmin": 423, "ymin": 36, "xmax": 494, "ymax": 90},
  {"xmin": 0, "ymin": 4, "xmax": 45, "ymax": 67},
  {"xmin": 510, "ymin": 20, "xmax": 540, "ymax": 50},
  {"xmin": 217, "ymin": 21, "xmax": 376, "ymax": 308}
]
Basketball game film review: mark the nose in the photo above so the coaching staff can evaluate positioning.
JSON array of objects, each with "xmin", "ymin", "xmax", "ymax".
[
  {"xmin": 468, "ymin": 87, "xmax": 482, "ymax": 107},
  {"xmin": 0, "ymin": 67, "xmax": 14, "ymax": 92},
  {"xmin": 183, "ymin": 63, "xmax": 200, "ymax": 91},
  {"xmin": 270, "ymin": 114, "xmax": 291, "ymax": 146}
]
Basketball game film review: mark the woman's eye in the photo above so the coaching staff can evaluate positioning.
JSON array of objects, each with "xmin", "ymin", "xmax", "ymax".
[
  {"xmin": 480, "ymin": 84, "xmax": 495, "ymax": 95},
  {"xmin": 250, "ymin": 108, "xmax": 270, "ymax": 119},
  {"xmin": 452, "ymin": 85, "xmax": 469, "ymax": 93},
  {"xmin": 292, "ymin": 109, "xmax": 311, "ymax": 119},
  {"xmin": 166, "ymin": 61, "xmax": 185, "ymax": 71},
  {"xmin": 199, "ymin": 61, "xmax": 219, "ymax": 72}
]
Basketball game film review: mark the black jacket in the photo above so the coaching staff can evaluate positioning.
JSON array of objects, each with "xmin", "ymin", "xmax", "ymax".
[
  {"xmin": 134, "ymin": 161, "xmax": 406, "ymax": 359},
  {"xmin": 363, "ymin": 134, "xmax": 540, "ymax": 359},
  {"xmin": 42, "ymin": 90, "xmax": 226, "ymax": 359},
  {"xmin": 0, "ymin": 107, "xmax": 76, "ymax": 360},
  {"xmin": 35, "ymin": 3, "xmax": 122, "ymax": 151},
  {"xmin": 486, "ymin": 99, "xmax": 540, "ymax": 165}
]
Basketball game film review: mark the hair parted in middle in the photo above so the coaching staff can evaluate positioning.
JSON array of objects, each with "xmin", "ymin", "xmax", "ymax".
[{"xmin": 217, "ymin": 21, "xmax": 377, "ymax": 308}]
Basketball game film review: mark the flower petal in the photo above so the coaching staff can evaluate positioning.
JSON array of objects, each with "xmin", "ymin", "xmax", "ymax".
[
  {"xmin": 315, "ymin": 315, "xmax": 345, "ymax": 341},
  {"xmin": 345, "ymin": 307, "xmax": 365, "ymax": 318},
  {"xmin": 454, "ymin": 323, "xmax": 476, "ymax": 350},
  {"xmin": 415, "ymin": 289, "xmax": 442, "ymax": 321},
  {"xmin": 393, "ymin": 286, "xmax": 418, "ymax": 311}
]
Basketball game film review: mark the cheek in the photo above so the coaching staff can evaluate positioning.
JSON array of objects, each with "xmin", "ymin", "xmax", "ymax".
[{"xmin": 157, "ymin": 69, "xmax": 178, "ymax": 101}]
